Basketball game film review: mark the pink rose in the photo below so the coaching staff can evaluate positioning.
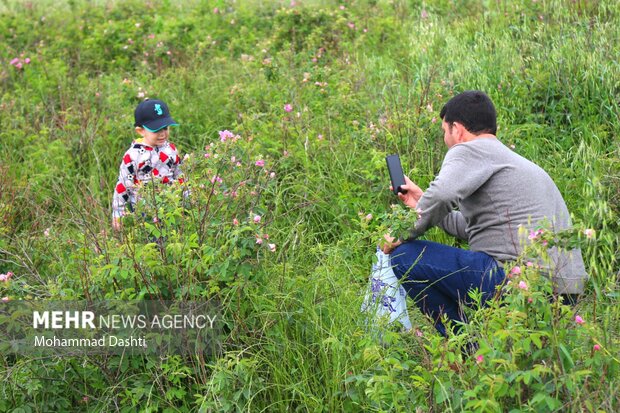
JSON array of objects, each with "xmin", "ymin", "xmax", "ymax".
[{"xmin": 219, "ymin": 130, "xmax": 234, "ymax": 142}]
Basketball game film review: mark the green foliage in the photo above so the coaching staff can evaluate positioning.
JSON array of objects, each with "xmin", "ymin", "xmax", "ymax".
[{"xmin": 1, "ymin": 0, "xmax": 619, "ymax": 411}]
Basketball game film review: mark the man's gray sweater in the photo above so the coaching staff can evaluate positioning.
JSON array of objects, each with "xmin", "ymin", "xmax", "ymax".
[{"xmin": 410, "ymin": 137, "xmax": 587, "ymax": 294}]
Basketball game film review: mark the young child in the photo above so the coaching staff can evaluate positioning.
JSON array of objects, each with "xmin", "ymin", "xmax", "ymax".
[{"xmin": 112, "ymin": 99, "xmax": 183, "ymax": 230}]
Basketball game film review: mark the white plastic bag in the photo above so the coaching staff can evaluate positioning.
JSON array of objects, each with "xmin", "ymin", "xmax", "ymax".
[{"xmin": 361, "ymin": 247, "xmax": 412, "ymax": 331}]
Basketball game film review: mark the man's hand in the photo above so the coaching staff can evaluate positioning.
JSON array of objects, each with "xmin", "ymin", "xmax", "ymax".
[
  {"xmin": 381, "ymin": 234, "xmax": 402, "ymax": 254},
  {"xmin": 397, "ymin": 175, "xmax": 424, "ymax": 209}
]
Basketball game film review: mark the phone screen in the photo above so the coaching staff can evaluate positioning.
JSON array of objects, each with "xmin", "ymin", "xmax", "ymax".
[{"xmin": 386, "ymin": 154, "xmax": 406, "ymax": 195}]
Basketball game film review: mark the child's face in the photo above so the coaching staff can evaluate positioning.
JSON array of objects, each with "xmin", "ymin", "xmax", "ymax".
[{"xmin": 136, "ymin": 126, "xmax": 169, "ymax": 147}]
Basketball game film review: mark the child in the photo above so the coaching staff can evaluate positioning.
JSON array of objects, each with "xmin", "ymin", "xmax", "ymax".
[{"xmin": 112, "ymin": 99, "xmax": 184, "ymax": 230}]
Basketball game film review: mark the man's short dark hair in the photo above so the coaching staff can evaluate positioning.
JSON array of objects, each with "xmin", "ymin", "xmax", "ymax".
[{"xmin": 439, "ymin": 91, "xmax": 497, "ymax": 135}]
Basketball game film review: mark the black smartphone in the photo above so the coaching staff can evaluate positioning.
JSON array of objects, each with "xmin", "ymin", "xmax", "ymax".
[{"xmin": 386, "ymin": 154, "xmax": 407, "ymax": 195}]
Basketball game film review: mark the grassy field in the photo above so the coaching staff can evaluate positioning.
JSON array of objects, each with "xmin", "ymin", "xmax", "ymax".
[{"xmin": 1, "ymin": 0, "xmax": 619, "ymax": 411}]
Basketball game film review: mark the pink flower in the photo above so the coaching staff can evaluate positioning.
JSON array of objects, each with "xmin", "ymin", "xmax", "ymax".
[
  {"xmin": 269, "ymin": 172, "xmax": 276, "ymax": 179},
  {"xmin": 284, "ymin": 104, "xmax": 293, "ymax": 112},
  {"xmin": 421, "ymin": 9, "xmax": 429, "ymax": 19},
  {"xmin": 415, "ymin": 329, "xmax": 423, "ymax": 337},
  {"xmin": 593, "ymin": 344, "xmax": 601, "ymax": 351},
  {"xmin": 15, "ymin": 62, "xmax": 22, "ymax": 69},
  {"xmin": 365, "ymin": 213, "xmax": 372, "ymax": 221},
  {"xmin": 24, "ymin": 58, "xmax": 31, "ymax": 64},
  {"xmin": 510, "ymin": 266, "xmax": 522, "ymax": 275},
  {"xmin": 347, "ymin": 22, "xmax": 355, "ymax": 29},
  {"xmin": 255, "ymin": 159, "xmax": 265, "ymax": 167},
  {"xmin": 518, "ymin": 281, "xmax": 528, "ymax": 291},
  {"xmin": 1, "ymin": 297, "xmax": 9, "ymax": 302},
  {"xmin": 584, "ymin": 229, "xmax": 596, "ymax": 239},
  {"xmin": 528, "ymin": 229, "xmax": 544, "ymax": 241},
  {"xmin": 233, "ymin": 218, "xmax": 239, "ymax": 226},
  {"xmin": 317, "ymin": 134, "xmax": 323, "ymax": 140},
  {"xmin": 10, "ymin": 58, "xmax": 19, "ymax": 65},
  {"xmin": 0, "ymin": 274, "xmax": 7, "ymax": 282},
  {"xmin": 253, "ymin": 215, "xmax": 261, "ymax": 223},
  {"xmin": 255, "ymin": 237, "xmax": 263, "ymax": 245},
  {"xmin": 526, "ymin": 261, "xmax": 534, "ymax": 267},
  {"xmin": 268, "ymin": 243, "xmax": 276, "ymax": 252},
  {"xmin": 575, "ymin": 315, "xmax": 585, "ymax": 325},
  {"xmin": 219, "ymin": 130, "xmax": 234, "ymax": 142},
  {"xmin": 475, "ymin": 355, "xmax": 484, "ymax": 364}
]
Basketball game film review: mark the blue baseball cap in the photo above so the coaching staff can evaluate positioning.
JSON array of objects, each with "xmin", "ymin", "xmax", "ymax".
[{"xmin": 134, "ymin": 99, "xmax": 179, "ymax": 132}]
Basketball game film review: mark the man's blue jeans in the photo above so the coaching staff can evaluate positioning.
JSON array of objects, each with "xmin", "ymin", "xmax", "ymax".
[{"xmin": 390, "ymin": 240, "xmax": 505, "ymax": 336}]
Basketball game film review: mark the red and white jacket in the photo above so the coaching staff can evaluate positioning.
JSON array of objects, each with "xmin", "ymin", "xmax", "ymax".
[{"xmin": 112, "ymin": 139, "xmax": 183, "ymax": 218}]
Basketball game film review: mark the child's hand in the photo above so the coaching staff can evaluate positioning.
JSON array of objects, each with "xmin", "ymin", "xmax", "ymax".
[{"xmin": 112, "ymin": 217, "xmax": 122, "ymax": 231}]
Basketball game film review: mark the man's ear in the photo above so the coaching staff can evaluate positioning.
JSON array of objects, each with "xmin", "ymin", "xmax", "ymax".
[{"xmin": 452, "ymin": 122, "xmax": 467, "ymax": 142}]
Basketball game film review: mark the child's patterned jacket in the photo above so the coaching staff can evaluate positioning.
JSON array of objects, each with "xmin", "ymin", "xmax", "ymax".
[{"xmin": 112, "ymin": 139, "xmax": 183, "ymax": 218}]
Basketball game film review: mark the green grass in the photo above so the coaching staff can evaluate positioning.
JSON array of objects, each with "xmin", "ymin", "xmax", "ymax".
[{"xmin": 1, "ymin": 0, "xmax": 619, "ymax": 411}]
